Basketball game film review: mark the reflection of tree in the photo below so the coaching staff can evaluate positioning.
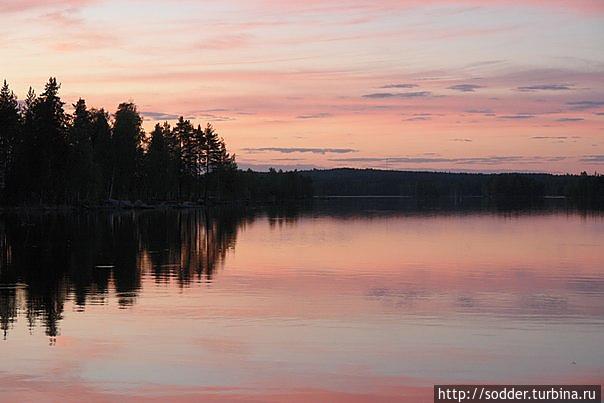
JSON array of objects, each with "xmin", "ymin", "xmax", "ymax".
[
  {"xmin": 140, "ymin": 209, "xmax": 243, "ymax": 285},
  {"xmin": 0, "ymin": 208, "xmax": 248, "ymax": 341}
]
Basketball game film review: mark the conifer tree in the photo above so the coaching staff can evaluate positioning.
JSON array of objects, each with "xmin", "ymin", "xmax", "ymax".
[
  {"xmin": 67, "ymin": 99, "xmax": 94, "ymax": 202},
  {"xmin": 90, "ymin": 108, "xmax": 113, "ymax": 199},
  {"xmin": 32, "ymin": 78, "xmax": 68, "ymax": 203},
  {"xmin": 112, "ymin": 102, "xmax": 144, "ymax": 199},
  {"xmin": 0, "ymin": 80, "xmax": 20, "ymax": 201}
]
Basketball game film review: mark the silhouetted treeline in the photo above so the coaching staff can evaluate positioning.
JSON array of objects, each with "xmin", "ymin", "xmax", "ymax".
[
  {"xmin": 301, "ymin": 169, "xmax": 604, "ymax": 207},
  {"xmin": 0, "ymin": 78, "xmax": 312, "ymax": 206}
]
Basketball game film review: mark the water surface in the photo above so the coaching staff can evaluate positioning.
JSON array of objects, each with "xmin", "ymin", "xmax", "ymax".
[{"xmin": 1, "ymin": 202, "xmax": 603, "ymax": 402}]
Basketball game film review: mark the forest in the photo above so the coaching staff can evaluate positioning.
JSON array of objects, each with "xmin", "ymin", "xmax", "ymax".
[
  {"xmin": 0, "ymin": 78, "xmax": 312, "ymax": 206},
  {"xmin": 1, "ymin": 78, "xmax": 602, "ymax": 209},
  {"xmin": 302, "ymin": 168, "xmax": 604, "ymax": 207}
]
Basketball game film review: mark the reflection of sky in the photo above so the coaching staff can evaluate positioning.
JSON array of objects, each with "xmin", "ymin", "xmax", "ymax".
[
  {"xmin": 2, "ymin": 1, "xmax": 604, "ymax": 173},
  {"xmin": 1, "ymin": 211, "xmax": 604, "ymax": 400}
]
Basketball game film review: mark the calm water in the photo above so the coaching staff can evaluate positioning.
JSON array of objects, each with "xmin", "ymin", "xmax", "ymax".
[{"xmin": 1, "ymin": 202, "xmax": 603, "ymax": 402}]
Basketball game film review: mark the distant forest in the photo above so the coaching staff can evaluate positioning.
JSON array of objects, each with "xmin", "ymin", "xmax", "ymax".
[
  {"xmin": 1, "ymin": 78, "xmax": 602, "ymax": 208},
  {"xmin": 0, "ymin": 78, "xmax": 312, "ymax": 205},
  {"xmin": 303, "ymin": 169, "xmax": 604, "ymax": 207}
]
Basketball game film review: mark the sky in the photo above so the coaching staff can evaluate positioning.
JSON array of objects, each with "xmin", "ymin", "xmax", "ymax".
[{"xmin": 1, "ymin": 0, "xmax": 603, "ymax": 173}]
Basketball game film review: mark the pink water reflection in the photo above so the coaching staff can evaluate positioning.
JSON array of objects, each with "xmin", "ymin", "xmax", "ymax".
[{"xmin": 1, "ymin": 209, "xmax": 603, "ymax": 402}]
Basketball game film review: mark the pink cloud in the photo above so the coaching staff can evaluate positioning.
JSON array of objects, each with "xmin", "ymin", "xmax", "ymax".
[
  {"xmin": 196, "ymin": 34, "xmax": 251, "ymax": 51},
  {"xmin": 256, "ymin": 0, "xmax": 604, "ymax": 15},
  {"xmin": 0, "ymin": 0, "xmax": 96, "ymax": 13}
]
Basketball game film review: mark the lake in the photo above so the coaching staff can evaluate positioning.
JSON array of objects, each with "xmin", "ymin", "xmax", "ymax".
[{"xmin": 1, "ymin": 201, "xmax": 603, "ymax": 402}]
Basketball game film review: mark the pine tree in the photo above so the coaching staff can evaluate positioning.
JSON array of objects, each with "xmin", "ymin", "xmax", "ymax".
[
  {"xmin": 8, "ymin": 87, "xmax": 37, "ymax": 202},
  {"xmin": 90, "ymin": 108, "xmax": 113, "ymax": 199},
  {"xmin": 199, "ymin": 123, "xmax": 221, "ymax": 175},
  {"xmin": 32, "ymin": 78, "xmax": 68, "ymax": 203},
  {"xmin": 112, "ymin": 102, "xmax": 143, "ymax": 200},
  {"xmin": 0, "ymin": 80, "xmax": 20, "ymax": 201},
  {"xmin": 174, "ymin": 117, "xmax": 196, "ymax": 198},
  {"xmin": 146, "ymin": 123, "xmax": 171, "ymax": 200},
  {"xmin": 67, "ymin": 99, "xmax": 94, "ymax": 202}
]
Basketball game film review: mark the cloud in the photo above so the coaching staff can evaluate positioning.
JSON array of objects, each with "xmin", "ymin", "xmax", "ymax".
[
  {"xmin": 594, "ymin": 112, "xmax": 604, "ymax": 116},
  {"xmin": 497, "ymin": 114, "xmax": 535, "ymax": 119},
  {"xmin": 238, "ymin": 163, "xmax": 321, "ymax": 171},
  {"xmin": 141, "ymin": 111, "xmax": 183, "ymax": 121},
  {"xmin": 296, "ymin": 113, "xmax": 331, "ymax": 119},
  {"xmin": 531, "ymin": 136, "xmax": 580, "ymax": 140},
  {"xmin": 380, "ymin": 83, "xmax": 418, "ymax": 89},
  {"xmin": 450, "ymin": 138, "xmax": 473, "ymax": 142},
  {"xmin": 196, "ymin": 34, "xmax": 250, "ymax": 50},
  {"xmin": 0, "ymin": 0, "xmax": 96, "ymax": 13},
  {"xmin": 517, "ymin": 84, "xmax": 573, "ymax": 91},
  {"xmin": 330, "ymin": 155, "xmax": 566, "ymax": 165},
  {"xmin": 447, "ymin": 84, "xmax": 483, "ymax": 92},
  {"xmin": 555, "ymin": 117, "xmax": 584, "ymax": 122},
  {"xmin": 41, "ymin": 9, "xmax": 83, "ymax": 26},
  {"xmin": 579, "ymin": 155, "xmax": 604, "ymax": 163},
  {"xmin": 197, "ymin": 113, "xmax": 235, "ymax": 122},
  {"xmin": 243, "ymin": 147, "xmax": 358, "ymax": 154},
  {"xmin": 404, "ymin": 116, "xmax": 430, "ymax": 121},
  {"xmin": 362, "ymin": 91, "xmax": 431, "ymax": 99},
  {"xmin": 465, "ymin": 109, "xmax": 493, "ymax": 114},
  {"xmin": 51, "ymin": 31, "xmax": 118, "ymax": 52},
  {"xmin": 567, "ymin": 100, "xmax": 604, "ymax": 110}
]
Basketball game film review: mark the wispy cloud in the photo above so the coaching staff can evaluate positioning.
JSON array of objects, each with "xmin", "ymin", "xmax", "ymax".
[
  {"xmin": 197, "ymin": 113, "xmax": 235, "ymax": 122},
  {"xmin": 380, "ymin": 83, "xmax": 418, "ymax": 89},
  {"xmin": 141, "ymin": 111, "xmax": 181, "ymax": 121},
  {"xmin": 447, "ymin": 84, "xmax": 483, "ymax": 92},
  {"xmin": 555, "ymin": 117, "xmax": 584, "ymax": 122},
  {"xmin": 244, "ymin": 147, "xmax": 358, "ymax": 154},
  {"xmin": 330, "ymin": 155, "xmax": 566, "ymax": 165},
  {"xmin": 0, "ymin": 0, "xmax": 96, "ymax": 13},
  {"xmin": 498, "ymin": 114, "xmax": 535, "ymax": 119},
  {"xmin": 450, "ymin": 138, "xmax": 473, "ymax": 142},
  {"xmin": 531, "ymin": 136, "xmax": 580, "ymax": 140},
  {"xmin": 362, "ymin": 91, "xmax": 431, "ymax": 99},
  {"xmin": 465, "ymin": 108, "xmax": 493, "ymax": 114},
  {"xmin": 196, "ymin": 34, "xmax": 250, "ymax": 50},
  {"xmin": 567, "ymin": 100, "xmax": 604, "ymax": 110},
  {"xmin": 579, "ymin": 155, "xmax": 604, "ymax": 163},
  {"xmin": 296, "ymin": 113, "xmax": 331, "ymax": 119},
  {"xmin": 517, "ymin": 84, "xmax": 573, "ymax": 91}
]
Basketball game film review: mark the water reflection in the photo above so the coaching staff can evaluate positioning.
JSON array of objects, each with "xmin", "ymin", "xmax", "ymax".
[
  {"xmin": 0, "ymin": 201, "xmax": 603, "ymax": 400},
  {"xmin": 0, "ymin": 200, "xmax": 602, "ymax": 343},
  {"xmin": 0, "ymin": 209, "xmax": 247, "ymax": 340}
]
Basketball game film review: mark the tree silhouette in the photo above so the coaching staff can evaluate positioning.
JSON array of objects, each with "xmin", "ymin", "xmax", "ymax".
[
  {"xmin": 0, "ymin": 78, "xmax": 312, "ymax": 205},
  {"xmin": 0, "ymin": 80, "xmax": 20, "ymax": 202},
  {"xmin": 67, "ymin": 99, "xmax": 94, "ymax": 202},
  {"xmin": 32, "ymin": 78, "xmax": 69, "ymax": 203},
  {"xmin": 90, "ymin": 108, "xmax": 114, "ymax": 199},
  {"xmin": 146, "ymin": 123, "xmax": 171, "ymax": 200},
  {"xmin": 112, "ymin": 102, "xmax": 144, "ymax": 199}
]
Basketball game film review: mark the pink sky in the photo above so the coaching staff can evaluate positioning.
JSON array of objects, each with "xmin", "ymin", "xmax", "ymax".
[{"xmin": 1, "ymin": 0, "xmax": 603, "ymax": 172}]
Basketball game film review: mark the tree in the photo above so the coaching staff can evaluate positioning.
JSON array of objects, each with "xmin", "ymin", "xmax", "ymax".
[
  {"xmin": 0, "ymin": 80, "xmax": 20, "ymax": 201},
  {"xmin": 30, "ymin": 78, "xmax": 68, "ymax": 203},
  {"xmin": 90, "ymin": 108, "xmax": 113, "ymax": 199},
  {"xmin": 145, "ymin": 123, "xmax": 171, "ymax": 200},
  {"xmin": 7, "ymin": 87, "xmax": 37, "ymax": 202},
  {"xmin": 174, "ymin": 117, "xmax": 196, "ymax": 198},
  {"xmin": 196, "ymin": 123, "xmax": 236, "ymax": 201},
  {"xmin": 198, "ymin": 123, "xmax": 221, "ymax": 175},
  {"xmin": 112, "ymin": 102, "xmax": 143, "ymax": 199},
  {"xmin": 67, "ymin": 99, "xmax": 94, "ymax": 202}
]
